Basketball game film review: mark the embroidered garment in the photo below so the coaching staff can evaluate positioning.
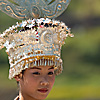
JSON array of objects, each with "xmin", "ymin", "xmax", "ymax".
[{"xmin": 14, "ymin": 96, "xmax": 19, "ymax": 100}]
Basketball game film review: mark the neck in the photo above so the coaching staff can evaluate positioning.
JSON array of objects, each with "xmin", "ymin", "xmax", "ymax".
[{"xmin": 19, "ymin": 91, "xmax": 41, "ymax": 100}]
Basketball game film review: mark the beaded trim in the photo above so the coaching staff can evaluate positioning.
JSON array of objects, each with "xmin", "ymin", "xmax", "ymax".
[{"xmin": 9, "ymin": 55, "xmax": 63, "ymax": 79}]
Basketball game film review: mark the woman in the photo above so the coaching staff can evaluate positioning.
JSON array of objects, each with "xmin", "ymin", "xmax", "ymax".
[
  {"xmin": 0, "ymin": 18, "xmax": 73, "ymax": 100},
  {"xmin": 14, "ymin": 65, "xmax": 55, "ymax": 100}
]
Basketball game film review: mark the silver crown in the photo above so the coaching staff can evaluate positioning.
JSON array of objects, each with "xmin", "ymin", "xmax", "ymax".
[{"xmin": 0, "ymin": 18, "xmax": 74, "ymax": 79}]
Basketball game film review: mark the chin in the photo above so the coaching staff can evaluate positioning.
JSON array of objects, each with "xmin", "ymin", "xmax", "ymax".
[
  {"xmin": 34, "ymin": 96, "xmax": 47, "ymax": 100},
  {"xmin": 36, "ymin": 94, "xmax": 49, "ymax": 100}
]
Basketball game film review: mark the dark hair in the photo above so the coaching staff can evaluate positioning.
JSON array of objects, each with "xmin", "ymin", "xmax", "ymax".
[
  {"xmin": 16, "ymin": 69, "xmax": 25, "ymax": 85},
  {"xmin": 22, "ymin": 70, "xmax": 25, "ymax": 78}
]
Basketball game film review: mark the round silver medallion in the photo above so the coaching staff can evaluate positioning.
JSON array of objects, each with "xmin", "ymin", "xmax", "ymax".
[{"xmin": 40, "ymin": 29, "xmax": 53, "ymax": 44}]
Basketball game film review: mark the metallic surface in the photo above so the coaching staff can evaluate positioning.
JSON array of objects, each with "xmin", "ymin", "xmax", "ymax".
[{"xmin": 0, "ymin": 0, "xmax": 71, "ymax": 20}]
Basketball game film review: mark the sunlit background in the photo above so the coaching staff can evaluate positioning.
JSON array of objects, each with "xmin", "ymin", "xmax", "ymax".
[{"xmin": 0, "ymin": 0, "xmax": 100, "ymax": 100}]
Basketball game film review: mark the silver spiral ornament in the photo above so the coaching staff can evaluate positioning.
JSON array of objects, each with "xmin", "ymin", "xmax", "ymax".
[{"xmin": 40, "ymin": 29, "xmax": 53, "ymax": 44}]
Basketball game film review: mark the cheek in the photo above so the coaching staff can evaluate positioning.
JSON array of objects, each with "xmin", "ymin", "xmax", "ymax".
[
  {"xmin": 49, "ymin": 76, "xmax": 55, "ymax": 88},
  {"xmin": 21, "ymin": 76, "xmax": 40, "ymax": 90}
]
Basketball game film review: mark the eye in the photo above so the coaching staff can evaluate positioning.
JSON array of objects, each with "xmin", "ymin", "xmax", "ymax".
[
  {"xmin": 32, "ymin": 72, "xmax": 40, "ymax": 75},
  {"xmin": 48, "ymin": 72, "xmax": 54, "ymax": 75}
]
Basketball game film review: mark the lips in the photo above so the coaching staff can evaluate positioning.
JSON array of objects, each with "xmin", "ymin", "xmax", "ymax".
[{"xmin": 38, "ymin": 88, "xmax": 48, "ymax": 93}]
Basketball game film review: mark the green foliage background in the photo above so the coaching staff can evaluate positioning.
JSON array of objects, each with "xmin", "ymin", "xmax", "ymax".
[{"xmin": 0, "ymin": 0, "xmax": 100, "ymax": 100}]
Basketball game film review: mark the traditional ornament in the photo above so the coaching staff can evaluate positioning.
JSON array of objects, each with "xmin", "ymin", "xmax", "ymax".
[
  {"xmin": 0, "ymin": 0, "xmax": 71, "ymax": 19},
  {"xmin": 0, "ymin": 0, "xmax": 74, "ymax": 79}
]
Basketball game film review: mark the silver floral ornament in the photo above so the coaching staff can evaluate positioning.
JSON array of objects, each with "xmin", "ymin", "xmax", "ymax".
[{"xmin": 0, "ymin": 0, "xmax": 71, "ymax": 19}]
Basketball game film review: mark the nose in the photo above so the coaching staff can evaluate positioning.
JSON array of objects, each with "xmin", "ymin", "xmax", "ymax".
[{"xmin": 40, "ymin": 80, "xmax": 49, "ymax": 86}]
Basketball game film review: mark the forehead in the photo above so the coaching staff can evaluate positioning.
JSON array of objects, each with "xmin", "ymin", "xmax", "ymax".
[{"xmin": 29, "ymin": 66, "xmax": 54, "ymax": 70}]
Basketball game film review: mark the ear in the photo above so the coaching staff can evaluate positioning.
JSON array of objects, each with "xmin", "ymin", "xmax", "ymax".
[
  {"xmin": 14, "ymin": 76, "xmax": 20, "ymax": 81},
  {"xmin": 14, "ymin": 74, "xmax": 22, "ymax": 81}
]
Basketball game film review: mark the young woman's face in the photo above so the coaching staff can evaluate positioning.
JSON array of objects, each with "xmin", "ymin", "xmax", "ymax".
[{"xmin": 19, "ymin": 65, "xmax": 55, "ymax": 100}]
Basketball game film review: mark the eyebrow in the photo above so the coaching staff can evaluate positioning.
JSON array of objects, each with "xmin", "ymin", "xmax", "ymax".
[
  {"xmin": 48, "ymin": 66, "xmax": 54, "ymax": 70},
  {"xmin": 30, "ymin": 67, "xmax": 41, "ymax": 70},
  {"xmin": 30, "ymin": 66, "xmax": 54, "ymax": 70}
]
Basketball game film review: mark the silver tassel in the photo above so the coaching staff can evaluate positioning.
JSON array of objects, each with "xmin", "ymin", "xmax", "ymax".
[
  {"xmin": 35, "ymin": 61, "xmax": 36, "ymax": 66},
  {"xmin": 42, "ymin": 57, "xmax": 44, "ymax": 65},
  {"xmin": 40, "ymin": 59, "xmax": 42, "ymax": 66},
  {"xmin": 52, "ymin": 57, "xmax": 53, "ymax": 65},
  {"xmin": 45, "ymin": 60, "xmax": 47, "ymax": 66},
  {"xmin": 32, "ymin": 62, "xmax": 34, "ymax": 67},
  {"xmin": 50, "ymin": 60, "xmax": 52, "ymax": 66},
  {"xmin": 38, "ymin": 60, "xmax": 39, "ymax": 66},
  {"xmin": 48, "ymin": 59, "xmax": 49, "ymax": 66},
  {"xmin": 55, "ymin": 58, "xmax": 56, "ymax": 66}
]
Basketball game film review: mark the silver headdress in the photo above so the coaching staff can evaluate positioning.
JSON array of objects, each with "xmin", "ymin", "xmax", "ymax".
[{"xmin": 0, "ymin": 0, "xmax": 73, "ymax": 79}]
